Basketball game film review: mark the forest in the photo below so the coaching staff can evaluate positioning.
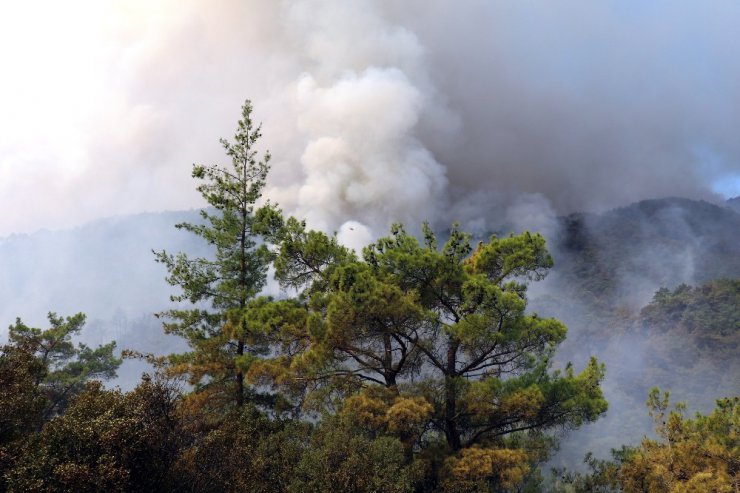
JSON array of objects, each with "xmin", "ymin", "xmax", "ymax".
[{"xmin": 1, "ymin": 102, "xmax": 738, "ymax": 492}]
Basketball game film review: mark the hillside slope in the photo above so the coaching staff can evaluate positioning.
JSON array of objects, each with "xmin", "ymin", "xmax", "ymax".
[
  {"xmin": 727, "ymin": 196, "xmax": 740, "ymax": 212},
  {"xmin": 532, "ymin": 198, "xmax": 740, "ymax": 467},
  {"xmin": 547, "ymin": 197, "xmax": 740, "ymax": 312},
  {"xmin": 1, "ymin": 198, "xmax": 737, "ymax": 466}
]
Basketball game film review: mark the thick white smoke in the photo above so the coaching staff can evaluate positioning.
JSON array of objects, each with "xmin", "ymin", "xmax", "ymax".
[
  {"xmin": 294, "ymin": 69, "xmax": 447, "ymax": 233},
  {"xmin": 277, "ymin": 0, "xmax": 453, "ymax": 239},
  {"xmin": 2, "ymin": 0, "xmax": 740, "ymax": 238}
]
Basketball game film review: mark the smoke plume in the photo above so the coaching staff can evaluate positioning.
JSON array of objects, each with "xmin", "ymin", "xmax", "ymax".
[
  {"xmin": 2, "ymin": 0, "xmax": 740, "ymax": 238},
  {"xmin": 3, "ymin": 2, "xmax": 739, "ymax": 470}
]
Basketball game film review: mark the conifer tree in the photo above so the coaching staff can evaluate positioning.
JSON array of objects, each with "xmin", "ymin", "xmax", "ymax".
[
  {"xmin": 155, "ymin": 100, "xmax": 272, "ymax": 409},
  {"xmin": 253, "ymin": 220, "xmax": 608, "ymax": 490},
  {"xmin": 7, "ymin": 312, "xmax": 121, "ymax": 419},
  {"xmin": 1, "ymin": 312, "xmax": 121, "ymax": 489}
]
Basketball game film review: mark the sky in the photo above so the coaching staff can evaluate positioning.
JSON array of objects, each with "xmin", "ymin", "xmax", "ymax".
[{"xmin": 1, "ymin": 0, "xmax": 739, "ymax": 238}]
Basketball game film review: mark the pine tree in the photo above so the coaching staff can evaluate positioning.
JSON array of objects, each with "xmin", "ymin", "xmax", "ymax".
[
  {"xmin": 253, "ymin": 220, "xmax": 608, "ymax": 490},
  {"xmin": 7, "ymin": 312, "xmax": 121, "ymax": 419},
  {"xmin": 155, "ymin": 100, "xmax": 272, "ymax": 409}
]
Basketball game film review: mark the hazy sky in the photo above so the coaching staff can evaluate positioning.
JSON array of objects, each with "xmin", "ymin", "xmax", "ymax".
[{"xmin": 1, "ymin": 0, "xmax": 739, "ymax": 237}]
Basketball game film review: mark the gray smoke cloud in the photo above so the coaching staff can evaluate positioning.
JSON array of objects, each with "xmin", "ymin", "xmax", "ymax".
[
  {"xmin": 402, "ymin": 1, "xmax": 740, "ymax": 216},
  {"xmin": 2, "ymin": 0, "xmax": 739, "ymax": 239},
  {"xmin": 2, "ymin": 2, "xmax": 739, "ymax": 468}
]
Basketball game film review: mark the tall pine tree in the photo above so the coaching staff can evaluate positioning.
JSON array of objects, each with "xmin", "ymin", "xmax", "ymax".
[
  {"xmin": 155, "ymin": 100, "xmax": 272, "ymax": 409},
  {"xmin": 252, "ymin": 220, "xmax": 608, "ymax": 490}
]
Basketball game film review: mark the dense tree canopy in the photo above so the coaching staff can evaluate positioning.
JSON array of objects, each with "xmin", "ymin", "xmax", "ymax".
[
  {"xmin": 248, "ymin": 217, "xmax": 608, "ymax": 490},
  {"xmin": 2, "ymin": 101, "xmax": 735, "ymax": 492},
  {"xmin": 0, "ymin": 312, "xmax": 121, "ymax": 491},
  {"xmin": 619, "ymin": 390, "xmax": 738, "ymax": 492},
  {"xmin": 7, "ymin": 380, "xmax": 182, "ymax": 492},
  {"xmin": 552, "ymin": 390, "xmax": 739, "ymax": 493},
  {"xmin": 6, "ymin": 313, "xmax": 120, "ymax": 419},
  {"xmin": 641, "ymin": 279, "xmax": 740, "ymax": 340}
]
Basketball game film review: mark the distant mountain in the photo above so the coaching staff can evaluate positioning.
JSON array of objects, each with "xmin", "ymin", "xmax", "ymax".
[
  {"xmin": 533, "ymin": 196, "xmax": 740, "ymax": 372},
  {"xmin": 0, "ymin": 209, "xmax": 205, "ymax": 330},
  {"xmin": 1, "ymin": 197, "xmax": 737, "ymax": 464},
  {"xmin": 5, "ymin": 198, "xmax": 735, "ymax": 328},
  {"xmin": 0, "ymin": 210, "xmax": 210, "ymax": 385},
  {"xmin": 546, "ymin": 197, "xmax": 740, "ymax": 312},
  {"xmin": 533, "ymin": 199, "xmax": 740, "ymax": 468},
  {"xmin": 3, "ymin": 197, "xmax": 738, "ymax": 358},
  {"xmin": 728, "ymin": 196, "xmax": 740, "ymax": 213}
]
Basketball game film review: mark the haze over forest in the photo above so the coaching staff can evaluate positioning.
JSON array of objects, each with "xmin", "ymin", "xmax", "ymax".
[
  {"xmin": 2, "ymin": 196, "xmax": 738, "ymax": 470},
  {"xmin": 1, "ymin": 1, "xmax": 739, "ymax": 490}
]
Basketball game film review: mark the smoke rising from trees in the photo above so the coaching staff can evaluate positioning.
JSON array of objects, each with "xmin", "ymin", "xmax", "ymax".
[{"xmin": 2, "ymin": 0, "xmax": 740, "ymax": 238}]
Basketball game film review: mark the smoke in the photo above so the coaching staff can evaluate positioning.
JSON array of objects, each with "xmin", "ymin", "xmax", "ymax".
[
  {"xmin": 336, "ymin": 220, "xmax": 374, "ymax": 253},
  {"xmin": 3, "ymin": 0, "xmax": 740, "ymax": 237},
  {"xmin": 401, "ymin": 1, "xmax": 740, "ymax": 213},
  {"xmin": 294, "ymin": 68, "xmax": 447, "ymax": 232},
  {"xmin": 279, "ymin": 0, "xmax": 455, "ymax": 236},
  {"xmin": 2, "ymin": 1, "xmax": 739, "ymax": 468}
]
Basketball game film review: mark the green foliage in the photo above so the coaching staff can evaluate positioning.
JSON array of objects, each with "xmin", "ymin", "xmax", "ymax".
[
  {"xmin": 0, "ymin": 312, "xmax": 120, "ymax": 490},
  {"xmin": 7, "ymin": 312, "xmax": 121, "ymax": 419},
  {"xmin": 172, "ymin": 407, "xmax": 307, "ymax": 493},
  {"xmin": 554, "ymin": 390, "xmax": 739, "ymax": 493},
  {"xmin": 290, "ymin": 416, "xmax": 414, "ymax": 493},
  {"xmin": 0, "ymin": 341, "xmax": 48, "ymax": 490},
  {"xmin": 641, "ymin": 279, "xmax": 740, "ymax": 339},
  {"xmin": 154, "ymin": 100, "xmax": 273, "ymax": 409},
  {"xmin": 550, "ymin": 451, "xmax": 624, "ymax": 492},
  {"xmin": 253, "ymin": 219, "xmax": 607, "ymax": 491},
  {"xmin": 0, "ymin": 343, "xmax": 46, "ymax": 441},
  {"xmin": 631, "ymin": 279, "xmax": 739, "ymax": 412},
  {"xmin": 6, "ymin": 378, "xmax": 183, "ymax": 492},
  {"xmin": 618, "ymin": 390, "xmax": 739, "ymax": 492}
]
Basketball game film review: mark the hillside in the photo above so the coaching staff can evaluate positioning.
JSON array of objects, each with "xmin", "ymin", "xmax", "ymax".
[
  {"xmin": 546, "ymin": 197, "xmax": 740, "ymax": 312},
  {"xmin": 531, "ymin": 198, "xmax": 740, "ymax": 468},
  {"xmin": 4, "ymin": 198, "xmax": 736, "ymax": 333},
  {"xmin": 727, "ymin": 195, "xmax": 740, "ymax": 212},
  {"xmin": 1, "ymin": 197, "xmax": 738, "ymax": 468},
  {"xmin": 531, "ymin": 197, "xmax": 740, "ymax": 357},
  {"xmin": 0, "ymin": 209, "xmax": 206, "ymax": 333},
  {"xmin": 0, "ymin": 210, "xmax": 210, "ymax": 384}
]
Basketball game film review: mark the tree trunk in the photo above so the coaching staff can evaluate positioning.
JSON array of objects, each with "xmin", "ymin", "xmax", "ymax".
[
  {"xmin": 236, "ymin": 194, "xmax": 247, "ymax": 408},
  {"xmin": 445, "ymin": 338, "xmax": 461, "ymax": 450},
  {"xmin": 236, "ymin": 339, "xmax": 244, "ymax": 407},
  {"xmin": 382, "ymin": 332, "xmax": 398, "ymax": 391}
]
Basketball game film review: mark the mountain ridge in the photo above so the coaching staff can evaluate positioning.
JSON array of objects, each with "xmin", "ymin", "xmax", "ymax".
[{"xmin": 2, "ymin": 195, "xmax": 737, "ymax": 470}]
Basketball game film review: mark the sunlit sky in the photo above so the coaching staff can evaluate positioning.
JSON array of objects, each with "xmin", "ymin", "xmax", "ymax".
[
  {"xmin": 1, "ymin": 1, "xmax": 739, "ymax": 237},
  {"xmin": 0, "ymin": 2, "xmax": 195, "ymax": 234}
]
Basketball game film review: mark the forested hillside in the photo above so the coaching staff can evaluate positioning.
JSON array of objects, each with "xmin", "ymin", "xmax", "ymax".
[
  {"xmin": 3, "ymin": 198, "xmax": 737, "ymax": 350},
  {"xmin": 526, "ymin": 199, "xmax": 740, "ymax": 472},
  {"xmin": 546, "ymin": 197, "xmax": 740, "ymax": 314},
  {"xmin": 1, "ymin": 99, "xmax": 737, "ymax": 491},
  {"xmin": 2, "ymin": 198, "xmax": 738, "ymax": 468},
  {"xmin": 544, "ymin": 278, "xmax": 739, "ymax": 469}
]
